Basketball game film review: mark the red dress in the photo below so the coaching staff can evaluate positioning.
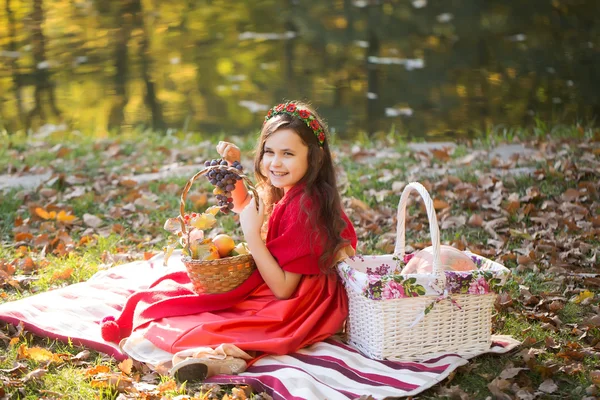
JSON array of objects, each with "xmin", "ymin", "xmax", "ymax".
[{"xmin": 106, "ymin": 184, "xmax": 357, "ymax": 357}]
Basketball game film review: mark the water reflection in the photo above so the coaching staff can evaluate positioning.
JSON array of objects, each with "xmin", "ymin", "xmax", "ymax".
[{"xmin": 0, "ymin": 0, "xmax": 598, "ymax": 138}]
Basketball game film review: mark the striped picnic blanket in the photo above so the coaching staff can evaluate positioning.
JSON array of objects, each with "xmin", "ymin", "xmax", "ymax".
[
  {"xmin": 0, "ymin": 253, "xmax": 519, "ymax": 399},
  {"xmin": 204, "ymin": 336, "xmax": 518, "ymax": 399}
]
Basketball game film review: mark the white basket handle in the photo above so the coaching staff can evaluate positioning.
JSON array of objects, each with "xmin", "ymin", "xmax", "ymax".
[{"xmin": 394, "ymin": 182, "xmax": 445, "ymax": 286}]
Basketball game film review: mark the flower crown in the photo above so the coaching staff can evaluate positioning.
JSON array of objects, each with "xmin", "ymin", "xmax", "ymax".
[{"xmin": 264, "ymin": 102, "xmax": 326, "ymax": 146}]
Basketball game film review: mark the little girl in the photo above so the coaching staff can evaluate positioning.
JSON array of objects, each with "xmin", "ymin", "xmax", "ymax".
[
  {"xmin": 101, "ymin": 101, "xmax": 357, "ymax": 381},
  {"xmin": 217, "ymin": 100, "xmax": 356, "ymax": 299}
]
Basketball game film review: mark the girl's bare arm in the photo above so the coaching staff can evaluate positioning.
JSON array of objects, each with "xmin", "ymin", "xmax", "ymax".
[
  {"xmin": 245, "ymin": 234, "xmax": 302, "ymax": 299},
  {"xmin": 239, "ymin": 198, "xmax": 302, "ymax": 299}
]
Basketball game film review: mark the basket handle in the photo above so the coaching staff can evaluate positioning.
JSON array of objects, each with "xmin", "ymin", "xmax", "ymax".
[
  {"xmin": 178, "ymin": 165, "xmax": 260, "ymax": 235},
  {"xmin": 394, "ymin": 182, "xmax": 445, "ymax": 285}
]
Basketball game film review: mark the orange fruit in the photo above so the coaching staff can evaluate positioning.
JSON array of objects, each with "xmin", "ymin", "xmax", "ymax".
[{"xmin": 212, "ymin": 234, "xmax": 236, "ymax": 258}]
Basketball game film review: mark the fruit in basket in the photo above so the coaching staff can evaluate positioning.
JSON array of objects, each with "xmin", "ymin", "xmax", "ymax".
[
  {"xmin": 203, "ymin": 158, "xmax": 245, "ymax": 214},
  {"xmin": 212, "ymin": 234, "xmax": 236, "ymax": 258},
  {"xmin": 401, "ymin": 245, "xmax": 476, "ymax": 274},
  {"xmin": 191, "ymin": 239, "xmax": 220, "ymax": 260},
  {"xmin": 231, "ymin": 242, "xmax": 250, "ymax": 256}
]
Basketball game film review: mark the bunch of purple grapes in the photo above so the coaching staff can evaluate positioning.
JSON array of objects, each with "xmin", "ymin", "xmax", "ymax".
[{"xmin": 203, "ymin": 159, "xmax": 244, "ymax": 214}]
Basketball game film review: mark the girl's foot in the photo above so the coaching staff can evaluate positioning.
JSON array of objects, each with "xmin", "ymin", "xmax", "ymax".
[{"xmin": 170, "ymin": 357, "xmax": 247, "ymax": 382}]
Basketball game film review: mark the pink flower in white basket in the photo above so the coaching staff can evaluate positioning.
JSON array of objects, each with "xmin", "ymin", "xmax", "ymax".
[
  {"xmin": 468, "ymin": 277, "xmax": 490, "ymax": 294},
  {"xmin": 368, "ymin": 273, "xmax": 382, "ymax": 284},
  {"xmin": 383, "ymin": 281, "xmax": 405, "ymax": 299}
]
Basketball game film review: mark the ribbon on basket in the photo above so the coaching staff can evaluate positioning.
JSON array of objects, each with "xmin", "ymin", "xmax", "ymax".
[{"xmin": 408, "ymin": 287, "xmax": 463, "ymax": 328}]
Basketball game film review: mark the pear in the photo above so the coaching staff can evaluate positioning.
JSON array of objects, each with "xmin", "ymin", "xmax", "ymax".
[
  {"xmin": 231, "ymin": 242, "xmax": 250, "ymax": 256},
  {"xmin": 192, "ymin": 239, "xmax": 220, "ymax": 260}
]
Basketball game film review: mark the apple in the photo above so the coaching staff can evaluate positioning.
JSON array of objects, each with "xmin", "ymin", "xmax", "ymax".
[{"xmin": 212, "ymin": 234, "xmax": 236, "ymax": 258}]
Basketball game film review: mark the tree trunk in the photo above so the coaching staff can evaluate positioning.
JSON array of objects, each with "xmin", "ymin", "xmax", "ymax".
[
  {"xmin": 366, "ymin": 3, "xmax": 381, "ymax": 136},
  {"xmin": 477, "ymin": 37, "xmax": 490, "ymax": 132},
  {"xmin": 5, "ymin": 0, "xmax": 24, "ymax": 132},
  {"xmin": 107, "ymin": 1, "xmax": 133, "ymax": 131},
  {"xmin": 333, "ymin": 0, "xmax": 355, "ymax": 108},
  {"xmin": 283, "ymin": 18, "xmax": 297, "ymax": 95},
  {"xmin": 27, "ymin": 0, "xmax": 61, "ymax": 129},
  {"xmin": 132, "ymin": 0, "xmax": 165, "ymax": 131}
]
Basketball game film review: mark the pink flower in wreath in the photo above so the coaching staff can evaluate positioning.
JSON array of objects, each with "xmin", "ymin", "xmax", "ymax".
[
  {"xmin": 468, "ymin": 277, "xmax": 490, "ymax": 294},
  {"xmin": 383, "ymin": 281, "xmax": 405, "ymax": 299},
  {"xmin": 275, "ymin": 103, "xmax": 286, "ymax": 112}
]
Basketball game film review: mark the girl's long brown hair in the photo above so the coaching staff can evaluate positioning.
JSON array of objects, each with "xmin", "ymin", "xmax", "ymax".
[{"xmin": 253, "ymin": 101, "xmax": 349, "ymax": 272}]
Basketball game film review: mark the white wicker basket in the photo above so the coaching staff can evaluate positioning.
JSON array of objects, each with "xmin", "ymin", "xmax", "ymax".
[{"xmin": 337, "ymin": 182, "xmax": 510, "ymax": 361}]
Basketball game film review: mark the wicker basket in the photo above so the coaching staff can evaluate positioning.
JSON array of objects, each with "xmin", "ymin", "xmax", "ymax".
[
  {"xmin": 178, "ymin": 165, "xmax": 259, "ymax": 294},
  {"xmin": 337, "ymin": 182, "xmax": 510, "ymax": 361}
]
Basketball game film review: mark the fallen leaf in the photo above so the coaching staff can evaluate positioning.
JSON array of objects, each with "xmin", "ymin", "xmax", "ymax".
[
  {"xmin": 118, "ymin": 358, "xmax": 133, "ymax": 375},
  {"xmin": 134, "ymin": 197, "xmax": 158, "ymax": 210},
  {"xmin": 27, "ymin": 347, "xmax": 62, "ymax": 364},
  {"xmin": 562, "ymin": 188, "xmax": 581, "ymax": 202},
  {"xmin": 584, "ymin": 315, "xmax": 600, "ymax": 327},
  {"xmin": 431, "ymin": 148, "xmax": 452, "ymax": 161},
  {"xmin": 538, "ymin": 379, "xmax": 558, "ymax": 393},
  {"xmin": 590, "ymin": 370, "xmax": 600, "ymax": 385},
  {"xmin": 70, "ymin": 350, "xmax": 91, "ymax": 362},
  {"xmin": 21, "ymin": 368, "xmax": 47, "ymax": 382},
  {"xmin": 573, "ymin": 290, "xmax": 595, "ymax": 304},
  {"xmin": 436, "ymin": 385, "xmax": 471, "ymax": 400},
  {"xmin": 56, "ymin": 210, "xmax": 77, "ymax": 224},
  {"xmin": 499, "ymin": 367, "xmax": 528, "ymax": 379},
  {"xmin": 51, "ymin": 267, "xmax": 73, "ymax": 281},
  {"xmin": 14, "ymin": 232, "xmax": 34, "ymax": 242},
  {"xmin": 91, "ymin": 373, "xmax": 134, "ymax": 392},
  {"xmin": 487, "ymin": 377, "xmax": 512, "ymax": 400},
  {"xmin": 85, "ymin": 365, "xmax": 111, "ymax": 376},
  {"xmin": 157, "ymin": 379, "xmax": 178, "ymax": 394},
  {"xmin": 468, "ymin": 214, "xmax": 484, "ymax": 227},
  {"xmin": 119, "ymin": 179, "xmax": 138, "ymax": 188},
  {"xmin": 433, "ymin": 199, "xmax": 450, "ymax": 210},
  {"xmin": 83, "ymin": 214, "xmax": 104, "ymax": 228},
  {"xmin": 35, "ymin": 207, "xmax": 57, "ymax": 220},
  {"xmin": 349, "ymin": 198, "xmax": 370, "ymax": 211},
  {"xmin": 0, "ymin": 362, "xmax": 27, "ymax": 376},
  {"xmin": 39, "ymin": 188, "xmax": 57, "ymax": 198}
]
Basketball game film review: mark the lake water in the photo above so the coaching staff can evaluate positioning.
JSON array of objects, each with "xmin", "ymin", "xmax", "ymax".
[{"xmin": 1, "ymin": 0, "xmax": 598, "ymax": 138}]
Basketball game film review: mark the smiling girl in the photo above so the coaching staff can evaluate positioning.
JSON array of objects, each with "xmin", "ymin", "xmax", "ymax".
[
  {"xmin": 217, "ymin": 100, "xmax": 356, "ymax": 300},
  {"xmin": 102, "ymin": 101, "xmax": 356, "ymax": 382}
]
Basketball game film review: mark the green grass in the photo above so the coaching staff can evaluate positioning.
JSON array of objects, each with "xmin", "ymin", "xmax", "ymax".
[
  {"xmin": 0, "ymin": 189, "xmax": 22, "ymax": 240},
  {"xmin": 1, "ymin": 125, "xmax": 599, "ymax": 399}
]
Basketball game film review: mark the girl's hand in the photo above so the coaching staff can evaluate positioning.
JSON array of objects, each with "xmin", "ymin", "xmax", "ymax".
[
  {"xmin": 216, "ymin": 141, "xmax": 241, "ymax": 164},
  {"xmin": 239, "ymin": 196, "xmax": 264, "ymax": 237}
]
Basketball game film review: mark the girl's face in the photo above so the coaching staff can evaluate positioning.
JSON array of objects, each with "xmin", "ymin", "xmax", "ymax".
[{"xmin": 262, "ymin": 128, "xmax": 309, "ymax": 194}]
